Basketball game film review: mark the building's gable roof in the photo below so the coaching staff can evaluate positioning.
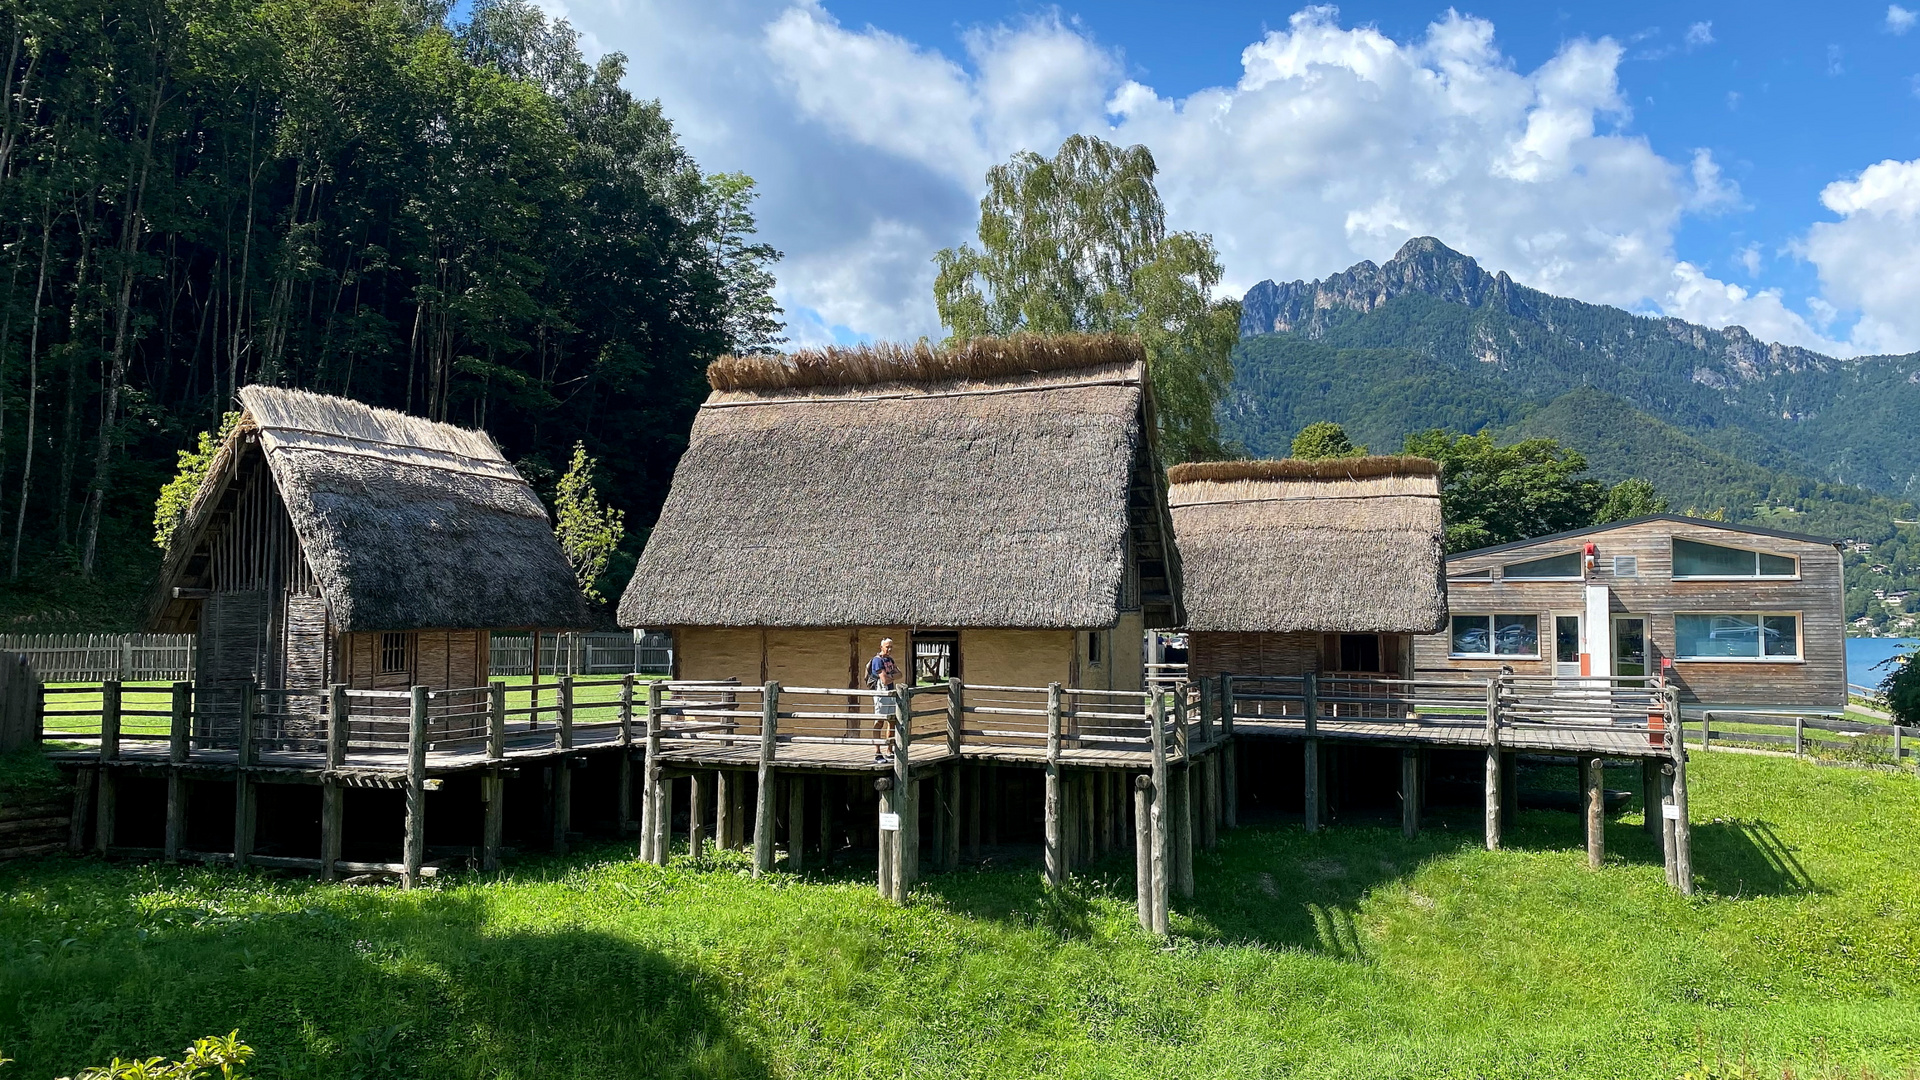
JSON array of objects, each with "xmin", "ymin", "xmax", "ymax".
[
  {"xmin": 149, "ymin": 387, "xmax": 595, "ymax": 634},
  {"xmin": 1167, "ymin": 457, "xmax": 1448, "ymax": 635},
  {"xmin": 1445, "ymin": 514, "xmax": 1843, "ymax": 564},
  {"xmin": 619, "ymin": 335, "xmax": 1172, "ymax": 630}
]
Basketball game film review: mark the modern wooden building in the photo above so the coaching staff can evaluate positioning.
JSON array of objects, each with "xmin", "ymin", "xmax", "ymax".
[
  {"xmin": 1416, "ymin": 515, "xmax": 1846, "ymax": 712},
  {"xmin": 147, "ymin": 386, "xmax": 594, "ymax": 696},
  {"xmin": 1169, "ymin": 456, "xmax": 1448, "ymax": 680},
  {"xmin": 618, "ymin": 334, "xmax": 1182, "ymax": 691}
]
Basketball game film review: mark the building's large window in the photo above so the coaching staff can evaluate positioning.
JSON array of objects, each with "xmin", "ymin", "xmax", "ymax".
[
  {"xmin": 913, "ymin": 632, "xmax": 960, "ymax": 683},
  {"xmin": 1502, "ymin": 552, "xmax": 1583, "ymax": 580},
  {"xmin": 1672, "ymin": 539, "xmax": 1797, "ymax": 579},
  {"xmin": 1673, "ymin": 613, "xmax": 1801, "ymax": 660},
  {"xmin": 1450, "ymin": 614, "xmax": 1539, "ymax": 657},
  {"xmin": 1337, "ymin": 633, "xmax": 1382, "ymax": 672}
]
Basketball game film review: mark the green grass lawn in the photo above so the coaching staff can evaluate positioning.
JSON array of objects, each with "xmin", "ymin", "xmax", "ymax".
[{"xmin": 2, "ymin": 751, "xmax": 1918, "ymax": 1079}]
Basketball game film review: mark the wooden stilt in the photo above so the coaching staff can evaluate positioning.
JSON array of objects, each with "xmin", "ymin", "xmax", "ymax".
[
  {"xmin": 644, "ymin": 681, "xmax": 665, "ymax": 864},
  {"xmin": 877, "ymin": 779, "xmax": 896, "ymax": 900},
  {"xmin": 165, "ymin": 681, "xmax": 192, "ymax": 862},
  {"xmin": 320, "ymin": 683, "xmax": 347, "ymax": 880},
  {"xmin": 1303, "ymin": 740, "xmax": 1322, "ymax": 832},
  {"xmin": 1401, "ymin": 749, "xmax": 1420, "ymax": 840},
  {"xmin": 1220, "ymin": 677, "xmax": 1239, "ymax": 831},
  {"xmin": 94, "ymin": 680, "xmax": 120, "ymax": 854},
  {"xmin": 787, "ymin": 774, "xmax": 806, "ymax": 872},
  {"xmin": 965, "ymin": 761, "xmax": 981, "ymax": 858},
  {"xmin": 1671, "ymin": 741, "xmax": 1694, "ymax": 896},
  {"xmin": 753, "ymin": 682, "xmax": 779, "ymax": 877},
  {"xmin": 234, "ymin": 681, "xmax": 257, "ymax": 868},
  {"xmin": 617, "ymin": 675, "xmax": 636, "ymax": 834},
  {"xmin": 1045, "ymin": 683, "xmax": 1064, "ymax": 885},
  {"xmin": 1201, "ymin": 755, "xmax": 1219, "ymax": 850},
  {"xmin": 1586, "ymin": 756, "xmax": 1605, "ymax": 869},
  {"xmin": 552, "ymin": 762, "xmax": 572, "ymax": 855},
  {"xmin": 716, "ymin": 771, "xmax": 734, "ymax": 851},
  {"xmin": 1133, "ymin": 774, "xmax": 1153, "ymax": 932},
  {"xmin": 481, "ymin": 771, "xmax": 504, "ymax": 872},
  {"xmin": 67, "ymin": 767, "xmax": 94, "ymax": 853},
  {"xmin": 1484, "ymin": 679, "xmax": 1501, "ymax": 851},
  {"xmin": 729, "ymin": 771, "xmax": 746, "ymax": 850},
  {"xmin": 1641, "ymin": 758, "xmax": 1660, "ymax": 836},
  {"xmin": 402, "ymin": 685, "xmax": 428, "ymax": 889},
  {"xmin": 1660, "ymin": 763, "xmax": 1679, "ymax": 888},
  {"xmin": 690, "ymin": 771, "xmax": 710, "ymax": 856},
  {"xmin": 1148, "ymin": 694, "xmax": 1170, "ymax": 936},
  {"xmin": 984, "ymin": 765, "xmax": 999, "ymax": 847},
  {"xmin": 818, "ymin": 777, "xmax": 834, "ymax": 866},
  {"xmin": 1172, "ymin": 764, "xmax": 1194, "ymax": 899},
  {"xmin": 1100, "ymin": 770, "xmax": 1116, "ymax": 855},
  {"xmin": 941, "ymin": 765, "xmax": 960, "ymax": 872}
]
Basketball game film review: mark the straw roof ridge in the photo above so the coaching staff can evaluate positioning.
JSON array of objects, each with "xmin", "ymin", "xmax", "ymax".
[
  {"xmin": 1168, "ymin": 455, "xmax": 1440, "ymax": 485},
  {"xmin": 1169, "ymin": 462, "xmax": 1447, "ymax": 635},
  {"xmin": 706, "ymin": 333, "xmax": 1144, "ymax": 393}
]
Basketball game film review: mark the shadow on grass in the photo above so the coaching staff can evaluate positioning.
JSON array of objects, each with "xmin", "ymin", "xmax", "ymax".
[
  {"xmin": 0, "ymin": 860, "xmax": 767, "ymax": 1079},
  {"xmin": 1689, "ymin": 818, "xmax": 1818, "ymax": 898}
]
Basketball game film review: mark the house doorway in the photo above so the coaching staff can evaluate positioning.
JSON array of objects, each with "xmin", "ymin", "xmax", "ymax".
[
  {"xmin": 1553, "ymin": 614, "xmax": 1582, "ymax": 677},
  {"xmin": 1612, "ymin": 616, "xmax": 1647, "ymax": 678}
]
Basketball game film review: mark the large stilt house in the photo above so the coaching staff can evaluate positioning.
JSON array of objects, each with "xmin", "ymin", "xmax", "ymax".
[
  {"xmin": 1169, "ymin": 457, "xmax": 1448, "ymax": 680},
  {"xmin": 147, "ymin": 386, "xmax": 594, "ymax": 694},
  {"xmin": 618, "ymin": 335, "xmax": 1182, "ymax": 690}
]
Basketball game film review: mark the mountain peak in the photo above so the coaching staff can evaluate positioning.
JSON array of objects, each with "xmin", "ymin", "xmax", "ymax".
[{"xmin": 1240, "ymin": 236, "xmax": 1520, "ymax": 338}]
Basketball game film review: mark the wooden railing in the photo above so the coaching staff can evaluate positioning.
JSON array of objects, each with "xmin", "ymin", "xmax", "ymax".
[
  {"xmin": 1688, "ymin": 709, "xmax": 1914, "ymax": 763},
  {"xmin": 1213, "ymin": 671, "xmax": 1678, "ymax": 742}
]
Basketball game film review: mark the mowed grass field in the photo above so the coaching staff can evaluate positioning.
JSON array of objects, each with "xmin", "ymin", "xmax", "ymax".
[{"xmin": 1, "ymin": 751, "xmax": 1917, "ymax": 1079}]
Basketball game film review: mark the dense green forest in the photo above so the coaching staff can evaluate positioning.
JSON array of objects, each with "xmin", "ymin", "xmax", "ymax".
[{"xmin": 0, "ymin": 0, "xmax": 779, "ymax": 629}]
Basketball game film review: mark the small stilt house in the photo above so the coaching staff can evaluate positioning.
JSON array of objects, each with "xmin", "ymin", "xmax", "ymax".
[
  {"xmin": 618, "ymin": 335, "xmax": 1182, "ymax": 691},
  {"xmin": 147, "ymin": 386, "xmax": 594, "ymax": 695},
  {"xmin": 1168, "ymin": 456, "xmax": 1448, "ymax": 681}
]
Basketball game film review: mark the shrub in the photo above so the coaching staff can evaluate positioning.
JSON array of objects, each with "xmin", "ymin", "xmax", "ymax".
[{"xmin": 53, "ymin": 1032, "xmax": 251, "ymax": 1080}]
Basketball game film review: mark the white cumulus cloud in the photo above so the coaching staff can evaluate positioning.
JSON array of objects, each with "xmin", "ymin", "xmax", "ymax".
[
  {"xmin": 544, "ymin": 0, "xmax": 1882, "ymax": 356},
  {"xmin": 1889, "ymin": 5, "xmax": 1916, "ymax": 34},
  {"xmin": 1802, "ymin": 159, "xmax": 1920, "ymax": 353},
  {"xmin": 1685, "ymin": 21, "xmax": 1714, "ymax": 47}
]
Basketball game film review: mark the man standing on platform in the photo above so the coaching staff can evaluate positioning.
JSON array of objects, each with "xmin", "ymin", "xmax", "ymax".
[{"xmin": 868, "ymin": 638, "xmax": 902, "ymax": 763}]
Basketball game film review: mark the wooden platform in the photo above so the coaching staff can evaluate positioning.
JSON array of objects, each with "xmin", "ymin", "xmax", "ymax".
[{"xmin": 1230, "ymin": 715, "xmax": 1672, "ymax": 758}]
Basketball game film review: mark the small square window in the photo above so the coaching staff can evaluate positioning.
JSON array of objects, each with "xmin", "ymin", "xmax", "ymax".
[
  {"xmin": 1612, "ymin": 556, "xmax": 1638, "ymax": 577},
  {"xmin": 379, "ymin": 632, "xmax": 411, "ymax": 674}
]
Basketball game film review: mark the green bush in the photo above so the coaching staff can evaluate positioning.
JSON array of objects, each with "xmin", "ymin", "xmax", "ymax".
[
  {"xmin": 53, "ymin": 1033, "xmax": 251, "ymax": 1080},
  {"xmin": 1877, "ymin": 646, "xmax": 1920, "ymax": 727}
]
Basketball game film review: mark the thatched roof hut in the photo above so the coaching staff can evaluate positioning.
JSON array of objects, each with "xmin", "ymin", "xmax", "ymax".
[
  {"xmin": 1168, "ymin": 456, "xmax": 1446, "ymax": 634},
  {"xmin": 621, "ymin": 334, "xmax": 1181, "ymax": 691},
  {"xmin": 149, "ymin": 386, "xmax": 592, "ymax": 691},
  {"xmin": 1168, "ymin": 456, "xmax": 1445, "ymax": 678}
]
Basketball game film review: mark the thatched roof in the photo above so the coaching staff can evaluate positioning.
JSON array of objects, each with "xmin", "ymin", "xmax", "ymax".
[
  {"xmin": 1169, "ymin": 456, "xmax": 1447, "ymax": 634},
  {"xmin": 620, "ymin": 335, "xmax": 1177, "ymax": 630},
  {"xmin": 149, "ymin": 387, "xmax": 594, "ymax": 633}
]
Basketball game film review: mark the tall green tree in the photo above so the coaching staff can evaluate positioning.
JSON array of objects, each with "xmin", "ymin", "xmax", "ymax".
[
  {"xmin": 932, "ymin": 135, "xmax": 1239, "ymax": 462},
  {"xmin": 1290, "ymin": 421, "xmax": 1365, "ymax": 460},
  {"xmin": 1595, "ymin": 477, "xmax": 1669, "ymax": 523},
  {"xmin": 0, "ymin": 0, "xmax": 780, "ymax": 626},
  {"xmin": 1404, "ymin": 430, "xmax": 1608, "ymax": 553},
  {"xmin": 554, "ymin": 441, "xmax": 625, "ymax": 603}
]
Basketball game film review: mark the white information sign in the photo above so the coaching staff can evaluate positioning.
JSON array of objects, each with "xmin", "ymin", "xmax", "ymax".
[
  {"xmin": 879, "ymin": 812, "xmax": 902, "ymax": 832},
  {"xmin": 1662, "ymin": 804, "xmax": 1681, "ymax": 819}
]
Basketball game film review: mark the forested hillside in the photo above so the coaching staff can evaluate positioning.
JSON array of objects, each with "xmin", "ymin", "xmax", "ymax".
[
  {"xmin": 0, "ymin": 0, "xmax": 779, "ymax": 629},
  {"xmin": 1226, "ymin": 242, "xmax": 1920, "ymax": 618}
]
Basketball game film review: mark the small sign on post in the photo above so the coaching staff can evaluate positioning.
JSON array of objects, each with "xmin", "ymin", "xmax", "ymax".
[{"xmin": 878, "ymin": 812, "xmax": 902, "ymax": 832}]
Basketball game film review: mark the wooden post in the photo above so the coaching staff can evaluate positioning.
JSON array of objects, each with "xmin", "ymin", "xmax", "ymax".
[
  {"xmin": 690, "ymin": 771, "xmax": 711, "ymax": 856},
  {"xmin": 482, "ymin": 683, "xmax": 506, "ymax": 872},
  {"xmin": 877, "ymin": 778, "xmax": 897, "ymax": 900},
  {"xmin": 1793, "ymin": 714, "xmax": 1804, "ymax": 758},
  {"xmin": 67, "ymin": 767, "xmax": 94, "ymax": 853},
  {"xmin": 1197, "ymin": 680, "xmax": 1214, "ymax": 747},
  {"xmin": 1586, "ymin": 756, "xmax": 1605, "ymax": 869},
  {"xmin": 1484, "ymin": 677, "xmax": 1501, "ymax": 851},
  {"xmin": 941, "ymin": 764, "xmax": 960, "ymax": 872},
  {"xmin": 753, "ymin": 681, "xmax": 778, "ymax": 876},
  {"xmin": 894, "ymin": 685, "xmax": 915, "ymax": 893},
  {"xmin": 165, "ymin": 681, "xmax": 191, "ymax": 862},
  {"xmin": 617, "ymin": 675, "xmax": 635, "ymax": 834},
  {"xmin": 817, "ymin": 778, "xmax": 833, "ymax": 866},
  {"xmin": 1401, "ymin": 749, "xmax": 1420, "ymax": 840},
  {"xmin": 715, "ymin": 772, "xmax": 733, "ymax": 851},
  {"xmin": 321, "ymin": 683, "xmax": 348, "ymax": 880},
  {"xmin": 1641, "ymin": 757, "xmax": 1660, "ymax": 835},
  {"xmin": 1670, "ymin": 701, "xmax": 1694, "ymax": 896},
  {"xmin": 1660, "ymin": 762, "xmax": 1679, "ymax": 888},
  {"xmin": 946, "ymin": 677, "xmax": 963, "ymax": 756},
  {"xmin": 93, "ymin": 679, "xmax": 121, "ymax": 853},
  {"xmin": 1148, "ymin": 691, "xmax": 1170, "ymax": 936},
  {"xmin": 1200, "ymin": 755, "xmax": 1219, "ymax": 850},
  {"xmin": 551, "ymin": 763, "xmax": 572, "ymax": 855},
  {"xmin": 643, "ymin": 681, "xmax": 664, "ymax": 863},
  {"xmin": 1101, "ymin": 770, "xmax": 1117, "ymax": 855},
  {"xmin": 402, "ymin": 685, "xmax": 428, "ymax": 889},
  {"xmin": 1893, "ymin": 721, "xmax": 1903, "ymax": 766},
  {"xmin": 1133, "ymin": 774, "xmax": 1153, "ymax": 932},
  {"xmin": 557, "ymin": 674, "xmax": 574, "ymax": 749},
  {"xmin": 1172, "ymin": 764, "xmax": 1194, "ymax": 899},
  {"xmin": 1221, "ymin": 677, "xmax": 1239, "ymax": 831},
  {"xmin": 965, "ymin": 762, "xmax": 982, "ymax": 858},
  {"xmin": 1303, "ymin": 673, "xmax": 1321, "ymax": 832},
  {"xmin": 234, "ymin": 681, "xmax": 257, "ymax": 868},
  {"xmin": 1045, "ymin": 682, "xmax": 1064, "ymax": 885},
  {"xmin": 1700, "ymin": 711, "xmax": 1712, "ymax": 751},
  {"xmin": 787, "ymin": 774, "xmax": 805, "ymax": 872},
  {"xmin": 728, "ymin": 771, "xmax": 746, "ymax": 851}
]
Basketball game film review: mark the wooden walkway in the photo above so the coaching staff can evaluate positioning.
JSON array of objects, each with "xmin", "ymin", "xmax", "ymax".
[{"xmin": 37, "ymin": 669, "xmax": 1699, "ymax": 928}]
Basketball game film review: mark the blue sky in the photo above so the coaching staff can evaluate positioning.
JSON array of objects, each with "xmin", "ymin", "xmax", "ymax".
[{"xmin": 525, "ymin": 0, "xmax": 1920, "ymax": 354}]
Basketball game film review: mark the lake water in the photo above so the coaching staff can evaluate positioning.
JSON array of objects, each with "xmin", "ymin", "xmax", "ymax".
[{"xmin": 1846, "ymin": 637, "xmax": 1920, "ymax": 692}]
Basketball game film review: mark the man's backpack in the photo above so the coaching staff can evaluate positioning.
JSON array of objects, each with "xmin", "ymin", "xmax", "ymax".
[{"xmin": 865, "ymin": 655, "xmax": 884, "ymax": 690}]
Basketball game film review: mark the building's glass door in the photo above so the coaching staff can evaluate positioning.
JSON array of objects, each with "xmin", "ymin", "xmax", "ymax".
[
  {"xmin": 1554, "ymin": 614, "xmax": 1582, "ymax": 677},
  {"xmin": 1613, "ymin": 616, "xmax": 1647, "ymax": 678}
]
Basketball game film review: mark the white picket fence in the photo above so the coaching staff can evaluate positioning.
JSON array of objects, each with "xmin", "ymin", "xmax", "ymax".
[
  {"xmin": 0, "ymin": 633, "xmax": 195, "ymax": 682},
  {"xmin": 488, "ymin": 631, "xmax": 673, "ymax": 676}
]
